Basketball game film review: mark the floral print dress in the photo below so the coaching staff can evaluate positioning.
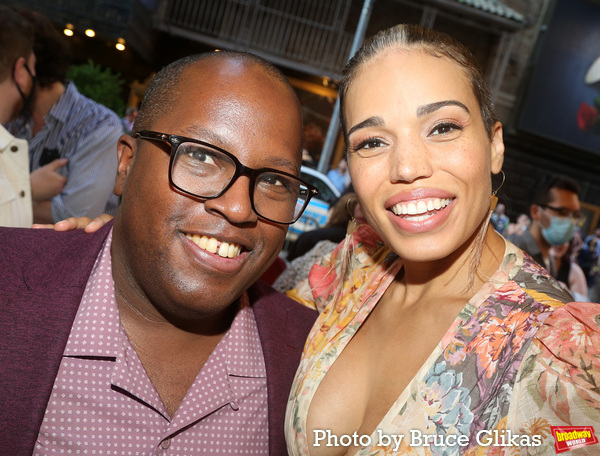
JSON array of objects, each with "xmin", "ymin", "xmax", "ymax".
[{"xmin": 285, "ymin": 224, "xmax": 600, "ymax": 455}]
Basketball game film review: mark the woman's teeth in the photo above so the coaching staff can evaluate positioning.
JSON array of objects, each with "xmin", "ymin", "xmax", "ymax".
[
  {"xmin": 185, "ymin": 233, "xmax": 242, "ymax": 258},
  {"xmin": 391, "ymin": 198, "xmax": 453, "ymax": 220}
]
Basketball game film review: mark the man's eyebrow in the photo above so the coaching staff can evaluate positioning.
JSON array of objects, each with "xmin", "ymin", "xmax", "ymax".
[
  {"xmin": 417, "ymin": 100, "xmax": 470, "ymax": 118},
  {"xmin": 182, "ymin": 126, "xmax": 299, "ymax": 173},
  {"xmin": 347, "ymin": 116, "xmax": 385, "ymax": 137},
  {"xmin": 263, "ymin": 156, "xmax": 299, "ymax": 173}
]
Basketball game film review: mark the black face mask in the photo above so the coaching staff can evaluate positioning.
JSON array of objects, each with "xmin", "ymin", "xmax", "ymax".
[{"xmin": 14, "ymin": 62, "xmax": 36, "ymax": 117}]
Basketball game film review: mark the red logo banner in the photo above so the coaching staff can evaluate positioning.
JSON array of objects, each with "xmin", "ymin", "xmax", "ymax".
[{"xmin": 551, "ymin": 426, "xmax": 598, "ymax": 453}]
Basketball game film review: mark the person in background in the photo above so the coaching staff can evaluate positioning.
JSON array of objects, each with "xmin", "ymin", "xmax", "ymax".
[
  {"xmin": 285, "ymin": 24, "xmax": 599, "ymax": 455},
  {"xmin": 509, "ymin": 175, "xmax": 582, "ymax": 288},
  {"xmin": 274, "ymin": 193, "xmax": 362, "ymax": 292},
  {"xmin": 286, "ymin": 191, "xmax": 358, "ymax": 262},
  {"xmin": 550, "ymin": 239, "xmax": 589, "ymax": 301},
  {"xmin": 301, "ymin": 122, "xmax": 324, "ymax": 167},
  {"xmin": 0, "ymin": 51, "xmax": 317, "ymax": 455},
  {"xmin": 584, "ymin": 227, "xmax": 600, "ymax": 257},
  {"xmin": 121, "ymin": 106, "xmax": 138, "ymax": 134},
  {"xmin": 578, "ymin": 235, "xmax": 600, "ymax": 288},
  {"xmin": 506, "ymin": 212, "xmax": 530, "ymax": 237},
  {"xmin": 490, "ymin": 201, "xmax": 509, "ymax": 234},
  {"xmin": 0, "ymin": 5, "xmax": 66, "ymax": 227},
  {"xmin": 8, "ymin": 9, "xmax": 122, "ymax": 224},
  {"xmin": 326, "ymin": 157, "xmax": 351, "ymax": 194}
]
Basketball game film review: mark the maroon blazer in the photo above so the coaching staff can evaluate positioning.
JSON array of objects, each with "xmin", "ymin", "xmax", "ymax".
[{"xmin": 0, "ymin": 223, "xmax": 316, "ymax": 455}]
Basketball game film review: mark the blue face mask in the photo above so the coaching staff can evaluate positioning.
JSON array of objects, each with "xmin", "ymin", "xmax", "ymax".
[{"xmin": 540, "ymin": 216, "xmax": 575, "ymax": 246}]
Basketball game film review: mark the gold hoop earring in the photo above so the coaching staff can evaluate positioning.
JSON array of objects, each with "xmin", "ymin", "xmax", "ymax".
[
  {"xmin": 346, "ymin": 196, "xmax": 357, "ymax": 223},
  {"xmin": 490, "ymin": 169, "xmax": 505, "ymax": 211},
  {"xmin": 492, "ymin": 169, "xmax": 506, "ymax": 196}
]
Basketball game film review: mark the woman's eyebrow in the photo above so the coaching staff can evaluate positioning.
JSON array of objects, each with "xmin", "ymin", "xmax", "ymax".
[
  {"xmin": 347, "ymin": 116, "xmax": 385, "ymax": 136},
  {"xmin": 416, "ymin": 100, "xmax": 470, "ymax": 118}
]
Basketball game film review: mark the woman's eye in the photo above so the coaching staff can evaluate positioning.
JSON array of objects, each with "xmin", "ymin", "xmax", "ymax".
[
  {"xmin": 360, "ymin": 138, "xmax": 384, "ymax": 149},
  {"xmin": 349, "ymin": 137, "xmax": 388, "ymax": 158},
  {"xmin": 430, "ymin": 123, "xmax": 461, "ymax": 136}
]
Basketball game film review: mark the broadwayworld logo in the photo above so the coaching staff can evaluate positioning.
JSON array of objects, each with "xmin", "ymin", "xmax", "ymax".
[{"xmin": 551, "ymin": 426, "xmax": 598, "ymax": 453}]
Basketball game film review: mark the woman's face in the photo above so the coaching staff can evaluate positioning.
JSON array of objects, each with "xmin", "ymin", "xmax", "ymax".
[{"xmin": 344, "ymin": 49, "xmax": 504, "ymax": 263}]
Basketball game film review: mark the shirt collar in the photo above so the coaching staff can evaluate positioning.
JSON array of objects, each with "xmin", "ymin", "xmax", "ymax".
[
  {"xmin": 65, "ymin": 227, "xmax": 266, "ymax": 382},
  {"xmin": 225, "ymin": 293, "xmax": 266, "ymax": 378},
  {"xmin": 0, "ymin": 124, "xmax": 15, "ymax": 149},
  {"xmin": 45, "ymin": 81, "xmax": 77, "ymax": 125}
]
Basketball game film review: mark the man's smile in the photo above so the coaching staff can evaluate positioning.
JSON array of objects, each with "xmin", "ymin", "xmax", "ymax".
[{"xmin": 185, "ymin": 233, "xmax": 243, "ymax": 258}]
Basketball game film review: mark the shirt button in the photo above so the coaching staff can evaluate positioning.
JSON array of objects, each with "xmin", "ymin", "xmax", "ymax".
[
  {"xmin": 160, "ymin": 439, "xmax": 171, "ymax": 449},
  {"xmin": 20, "ymin": 191, "xmax": 25, "ymax": 198},
  {"xmin": 10, "ymin": 145, "xmax": 18, "ymax": 152}
]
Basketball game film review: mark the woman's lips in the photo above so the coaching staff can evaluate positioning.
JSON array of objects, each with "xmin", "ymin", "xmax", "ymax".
[
  {"xmin": 387, "ymin": 197, "xmax": 455, "ymax": 231},
  {"xmin": 390, "ymin": 197, "xmax": 453, "ymax": 219}
]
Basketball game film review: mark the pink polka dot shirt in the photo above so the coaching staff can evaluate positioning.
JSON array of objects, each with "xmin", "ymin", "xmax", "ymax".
[{"xmin": 35, "ymin": 230, "xmax": 269, "ymax": 455}]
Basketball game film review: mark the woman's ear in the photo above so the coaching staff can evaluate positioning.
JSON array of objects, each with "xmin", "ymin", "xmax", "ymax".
[
  {"xmin": 113, "ymin": 134, "xmax": 136, "ymax": 196},
  {"xmin": 489, "ymin": 121, "xmax": 505, "ymax": 174}
]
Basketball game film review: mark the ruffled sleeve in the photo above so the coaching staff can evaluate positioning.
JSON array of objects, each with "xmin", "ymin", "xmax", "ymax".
[
  {"xmin": 285, "ymin": 223, "xmax": 393, "ymax": 313},
  {"xmin": 507, "ymin": 301, "xmax": 600, "ymax": 454}
]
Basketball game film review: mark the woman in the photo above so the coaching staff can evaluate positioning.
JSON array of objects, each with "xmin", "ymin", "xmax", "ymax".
[{"xmin": 285, "ymin": 24, "xmax": 600, "ymax": 455}]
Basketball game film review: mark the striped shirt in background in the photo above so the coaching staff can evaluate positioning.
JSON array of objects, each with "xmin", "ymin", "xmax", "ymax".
[{"xmin": 9, "ymin": 82, "xmax": 123, "ymax": 221}]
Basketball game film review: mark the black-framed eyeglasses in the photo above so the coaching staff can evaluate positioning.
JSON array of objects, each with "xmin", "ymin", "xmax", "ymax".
[
  {"xmin": 134, "ymin": 130, "xmax": 318, "ymax": 224},
  {"xmin": 540, "ymin": 204, "xmax": 585, "ymax": 225}
]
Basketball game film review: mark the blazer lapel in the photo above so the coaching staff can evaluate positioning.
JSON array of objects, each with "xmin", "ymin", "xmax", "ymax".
[
  {"xmin": 0, "ymin": 223, "xmax": 112, "ymax": 455},
  {"xmin": 250, "ymin": 281, "xmax": 317, "ymax": 455}
]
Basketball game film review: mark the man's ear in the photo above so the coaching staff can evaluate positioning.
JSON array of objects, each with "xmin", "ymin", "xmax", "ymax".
[
  {"xmin": 489, "ymin": 121, "xmax": 505, "ymax": 174},
  {"xmin": 530, "ymin": 204, "xmax": 542, "ymax": 221},
  {"xmin": 114, "ymin": 134, "xmax": 136, "ymax": 196},
  {"xmin": 13, "ymin": 56, "xmax": 29, "ymax": 86}
]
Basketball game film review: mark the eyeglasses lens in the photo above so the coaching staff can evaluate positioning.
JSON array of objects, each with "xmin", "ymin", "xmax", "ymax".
[{"xmin": 171, "ymin": 141, "xmax": 309, "ymax": 223}]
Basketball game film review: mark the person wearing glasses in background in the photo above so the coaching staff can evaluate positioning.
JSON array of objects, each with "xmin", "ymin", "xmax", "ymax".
[
  {"xmin": 0, "ymin": 51, "xmax": 318, "ymax": 455},
  {"xmin": 508, "ymin": 175, "xmax": 584, "ymax": 296}
]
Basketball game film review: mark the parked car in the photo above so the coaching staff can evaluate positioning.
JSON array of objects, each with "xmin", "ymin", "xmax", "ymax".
[{"xmin": 287, "ymin": 166, "xmax": 341, "ymax": 240}]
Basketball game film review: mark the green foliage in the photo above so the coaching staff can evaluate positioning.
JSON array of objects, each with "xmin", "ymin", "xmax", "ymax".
[{"xmin": 66, "ymin": 60, "xmax": 126, "ymax": 117}]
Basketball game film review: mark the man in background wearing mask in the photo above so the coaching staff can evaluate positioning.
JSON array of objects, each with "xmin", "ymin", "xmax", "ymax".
[
  {"xmin": 0, "ymin": 5, "xmax": 67, "ymax": 227},
  {"xmin": 509, "ymin": 175, "xmax": 582, "ymax": 289},
  {"xmin": 9, "ymin": 9, "xmax": 120, "ymax": 224}
]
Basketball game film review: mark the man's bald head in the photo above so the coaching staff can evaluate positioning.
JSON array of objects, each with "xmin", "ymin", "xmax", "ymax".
[{"xmin": 134, "ymin": 51, "xmax": 302, "ymax": 141}]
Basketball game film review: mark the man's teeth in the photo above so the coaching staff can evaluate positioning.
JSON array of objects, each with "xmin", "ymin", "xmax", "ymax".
[
  {"xmin": 185, "ymin": 233, "xmax": 242, "ymax": 258},
  {"xmin": 391, "ymin": 198, "xmax": 452, "ymax": 217}
]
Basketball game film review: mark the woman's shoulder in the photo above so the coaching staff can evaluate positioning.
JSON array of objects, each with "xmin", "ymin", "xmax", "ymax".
[
  {"xmin": 286, "ymin": 223, "xmax": 398, "ymax": 313},
  {"xmin": 521, "ymin": 301, "xmax": 600, "ymax": 401},
  {"xmin": 535, "ymin": 301, "xmax": 600, "ymax": 349},
  {"xmin": 503, "ymin": 240, "xmax": 575, "ymax": 307}
]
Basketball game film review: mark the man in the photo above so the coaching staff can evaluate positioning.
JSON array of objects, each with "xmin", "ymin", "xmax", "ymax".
[
  {"xmin": 0, "ymin": 6, "xmax": 66, "ymax": 227},
  {"xmin": 326, "ymin": 157, "xmax": 350, "ymax": 194},
  {"xmin": 9, "ymin": 10, "xmax": 122, "ymax": 224},
  {"xmin": 509, "ymin": 175, "xmax": 582, "ymax": 285},
  {"xmin": 584, "ymin": 227, "xmax": 600, "ymax": 257},
  {"xmin": 0, "ymin": 51, "xmax": 317, "ymax": 455}
]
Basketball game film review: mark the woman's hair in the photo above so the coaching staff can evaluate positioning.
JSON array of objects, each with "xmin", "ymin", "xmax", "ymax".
[{"xmin": 338, "ymin": 24, "xmax": 497, "ymax": 142}]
